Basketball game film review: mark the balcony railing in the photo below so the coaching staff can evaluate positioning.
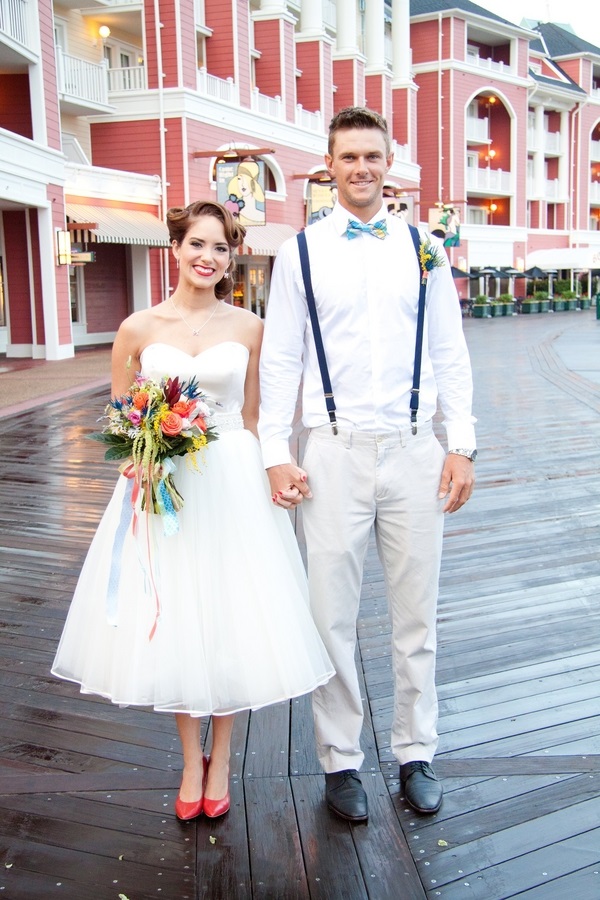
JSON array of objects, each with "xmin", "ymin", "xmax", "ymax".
[
  {"xmin": 323, "ymin": 0, "xmax": 336, "ymax": 30},
  {"xmin": 251, "ymin": 88, "xmax": 284, "ymax": 120},
  {"xmin": 197, "ymin": 67, "xmax": 239, "ymax": 104},
  {"xmin": 466, "ymin": 116, "xmax": 489, "ymax": 143},
  {"xmin": 295, "ymin": 104, "xmax": 323, "ymax": 133},
  {"xmin": 0, "ymin": 0, "xmax": 31, "ymax": 49},
  {"xmin": 544, "ymin": 131, "xmax": 560, "ymax": 154},
  {"xmin": 590, "ymin": 139, "xmax": 600, "ymax": 162},
  {"xmin": 469, "ymin": 55, "xmax": 511, "ymax": 75},
  {"xmin": 467, "ymin": 166, "xmax": 511, "ymax": 193},
  {"xmin": 590, "ymin": 181, "xmax": 600, "ymax": 203},
  {"xmin": 56, "ymin": 50, "xmax": 109, "ymax": 107},
  {"xmin": 107, "ymin": 65, "xmax": 146, "ymax": 92}
]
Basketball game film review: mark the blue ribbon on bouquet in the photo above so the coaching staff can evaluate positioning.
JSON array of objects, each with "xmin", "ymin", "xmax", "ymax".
[
  {"xmin": 106, "ymin": 477, "xmax": 134, "ymax": 626},
  {"xmin": 155, "ymin": 457, "xmax": 180, "ymax": 537}
]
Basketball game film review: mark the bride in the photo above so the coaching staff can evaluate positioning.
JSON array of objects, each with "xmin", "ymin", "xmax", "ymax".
[{"xmin": 52, "ymin": 200, "xmax": 333, "ymax": 822}]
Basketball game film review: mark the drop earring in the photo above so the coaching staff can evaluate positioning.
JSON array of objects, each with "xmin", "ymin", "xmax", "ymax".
[{"xmin": 176, "ymin": 259, "xmax": 180, "ymax": 269}]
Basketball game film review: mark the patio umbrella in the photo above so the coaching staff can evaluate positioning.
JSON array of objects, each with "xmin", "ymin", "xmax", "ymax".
[
  {"xmin": 451, "ymin": 266, "xmax": 470, "ymax": 278},
  {"xmin": 524, "ymin": 266, "xmax": 547, "ymax": 279}
]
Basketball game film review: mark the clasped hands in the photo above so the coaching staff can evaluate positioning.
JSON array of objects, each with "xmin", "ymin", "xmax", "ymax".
[{"xmin": 268, "ymin": 454, "xmax": 475, "ymax": 513}]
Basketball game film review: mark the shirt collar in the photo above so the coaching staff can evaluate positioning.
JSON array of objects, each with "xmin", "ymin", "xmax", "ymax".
[{"xmin": 331, "ymin": 202, "xmax": 388, "ymax": 236}]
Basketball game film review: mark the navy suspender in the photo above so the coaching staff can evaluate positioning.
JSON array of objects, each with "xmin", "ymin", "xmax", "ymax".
[
  {"xmin": 296, "ymin": 224, "xmax": 426, "ymax": 436},
  {"xmin": 297, "ymin": 230, "xmax": 338, "ymax": 435}
]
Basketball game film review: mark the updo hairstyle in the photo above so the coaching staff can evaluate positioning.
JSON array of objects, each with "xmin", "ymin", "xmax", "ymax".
[{"xmin": 166, "ymin": 200, "xmax": 247, "ymax": 300}]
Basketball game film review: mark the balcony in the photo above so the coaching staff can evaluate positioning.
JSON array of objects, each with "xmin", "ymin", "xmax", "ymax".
[
  {"xmin": 590, "ymin": 139, "xmax": 600, "ymax": 162},
  {"xmin": 250, "ymin": 88, "xmax": 284, "ymax": 120},
  {"xmin": 56, "ymin": 49, "xmax": 112, "ymax": 115},
  {"xmin": 107, "ymin": 65, "xmax": 146, "ymax": 92},
  {"xmin": 466, "ymin": 116, "xmax": 489, "ymax": 143},
  {"xmin": 467, "ymin": 166, "xmax": 511, "ymax": 194},
  {"xmin": 197, "ymin": 67, "xmax": 239, "ymax": 104},
  {"xmin": 590, "ymin": 181, "xmax": 600, "ymax": 203},
  {"xmin": 467, "ymin": 55, "xmax": 511, "ymax": 76},
  {"xmin": 295, "ymin": 105, "xmax": 323, "ymax": 133},
  {"xmin": 0, "ymin": 0, "xmax": 37, "ymax": 65}
]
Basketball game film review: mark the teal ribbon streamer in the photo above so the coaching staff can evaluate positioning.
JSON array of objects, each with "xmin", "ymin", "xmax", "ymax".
[
  {"xmin": 155, "ymin": 458, "xmax": 179, "ymax": 537},
  {"xmin": 106, "ymin": 477, "xmax": 134, "ymax": 625}
]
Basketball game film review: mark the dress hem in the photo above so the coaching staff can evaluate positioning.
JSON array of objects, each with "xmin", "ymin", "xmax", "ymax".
[{"xmin": 50, "ymin": 667, "xmax": 335, "ymax": 717}]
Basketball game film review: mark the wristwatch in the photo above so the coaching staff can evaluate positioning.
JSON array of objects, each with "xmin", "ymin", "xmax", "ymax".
[{"xmin": 449, "ymin": 448, "xmax": 477, "ymax": 461}]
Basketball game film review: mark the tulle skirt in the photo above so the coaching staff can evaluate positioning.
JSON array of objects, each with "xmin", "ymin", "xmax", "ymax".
[{"xmin": 52, "ymin": 426, "xmax": 334, "ymax": 715}]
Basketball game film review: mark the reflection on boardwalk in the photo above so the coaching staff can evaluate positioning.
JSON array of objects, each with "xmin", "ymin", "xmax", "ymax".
[{"xmin": 0, "ymin": 313, "xmax": 599, "ymax": 898}]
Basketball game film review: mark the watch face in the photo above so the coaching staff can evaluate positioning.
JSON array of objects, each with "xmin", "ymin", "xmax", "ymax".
[{"xmin": 470, "ymin": 449, "xmax": 478, "ymax": 461}]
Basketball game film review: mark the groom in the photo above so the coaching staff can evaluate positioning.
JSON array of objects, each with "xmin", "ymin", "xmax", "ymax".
[{"xmin": 258, "ymin": 106, "xmax": 476, "ymax": 821}]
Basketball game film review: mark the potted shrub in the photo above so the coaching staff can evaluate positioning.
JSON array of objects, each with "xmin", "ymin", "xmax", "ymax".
[
  {"xmin": 521, "ymin": 295, "xmax": 539, "ymax": 313},
  {"xmin": 580, "ymin": 295, "xmax": 591, "ymax": 309},
  {"xmin": 533, "ymin": 290, "xmax": 550, "ymax": 312},
  {"xmin": 498, "ymin": 292, "xmax": 515, "ymax": 316},
  {"xmin": 472, "ymin": 295, "xmax": 492, "ymax": 318},
  {"xmin": 552, "ymin": 294, "xmax": 566, "ymax": 312},
  {"xmin": 561, "ymin": 289, "xmax": 577, "ymax": 310}
]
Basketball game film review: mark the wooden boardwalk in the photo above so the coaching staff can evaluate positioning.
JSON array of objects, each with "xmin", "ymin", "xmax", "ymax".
[{"xmin": 0, "ymin": 311, "xmax": 599, "ymax": 899}]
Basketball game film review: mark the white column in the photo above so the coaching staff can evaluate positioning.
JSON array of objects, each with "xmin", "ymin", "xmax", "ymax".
[
  {"xmin": 130, "ymin": 246, "xmax": 152, "ymax": 312},
  {"xmin": 533, "ymin": 105, "xmax": 545, "ymax": 198},
  {"xmin": 392, "ymin": 0, "xmax": 411, "ymax": 83},
  {"xmin": 300, "ymin": 0, "xmax": 323, "ymax": 36},
  {"xmin": 558, "ymin": 109, "xmax": 569, "ymax": 198},
  {"xmin": 38, "ymin": 206, "xmax": 74, "ymax": 360},
  {"xmin": 260, "ymin": 0, "xmax": 286, "ymax": 10},
  {"xmin": 364, "ymin": 0, "xmax": 385, "ymax": 70},
  {"xmin": 336, "ymin": 0, "xmax": 358, "ymax": 54}
]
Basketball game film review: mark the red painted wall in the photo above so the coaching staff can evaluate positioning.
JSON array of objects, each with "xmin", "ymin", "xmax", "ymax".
[
  {"xmin": 296, "ymin": 42, "xmax": 321, "ymax": 113},
  {"xmin": 205, "ymin": 0, "xmax": 235, "ymax": 80},
  {"xmin": 84, "ymin": 244, "xmax": 129, "ymax": 333},
  {"xmin": 0, "ymin": 76, "xmax": 33, "ymax": 138},
  {"xmin": 38, "ymin": 0, "xmax": 61, "ymax": 150},
  {"xmin": 254, "ymin": 19, "xmax": 282, "ymax": 99},
  {"xmin": 2, "ymin": 212, "xmax": 33, "ymax": 344},
  {"xmin": 91, "ymin": 120, "xmax": 161, "ymax": 175}
]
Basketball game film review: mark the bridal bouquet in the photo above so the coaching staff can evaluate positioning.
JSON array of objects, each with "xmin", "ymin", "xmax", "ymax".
[{"xmin": 91, "ymin": 374, "xmax": 218, "ymax": 528}]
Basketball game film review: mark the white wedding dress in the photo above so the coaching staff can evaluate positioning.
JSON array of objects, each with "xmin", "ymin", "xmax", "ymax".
[{"xmin": 52, "ymin": 341, "xmax": 333, "ymax": 715}]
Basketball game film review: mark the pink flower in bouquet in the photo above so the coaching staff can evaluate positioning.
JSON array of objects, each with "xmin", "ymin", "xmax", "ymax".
[{"xmin": 128, "ymin": 410, "xmax": 142, "ymax": 426}]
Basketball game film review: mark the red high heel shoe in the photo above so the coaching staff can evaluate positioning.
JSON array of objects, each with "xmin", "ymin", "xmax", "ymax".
[
  {"xmin": 175, "ymin": 755, "xmax": 209, "ymax": 821},
  {"xmin": 203, "ymin": 759, "xmax": 231, "ymax": 818}
]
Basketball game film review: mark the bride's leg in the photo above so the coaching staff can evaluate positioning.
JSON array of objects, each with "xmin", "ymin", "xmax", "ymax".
[
  {"xmin": 175, "ymin": 713, "xmax": 205, "ymax": 802},
  {"xmin": 205, "ymin": 713, "xmax": 235, "ymax": 801}
]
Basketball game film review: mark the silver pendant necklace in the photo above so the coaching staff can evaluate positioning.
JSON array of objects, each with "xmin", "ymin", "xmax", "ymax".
[{"xmin": 171, "ymin": 297, "xmax": 219, "ymax": 336}]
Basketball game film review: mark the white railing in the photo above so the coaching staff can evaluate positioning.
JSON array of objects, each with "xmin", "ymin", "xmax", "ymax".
[
  {"xmin": 471, "ymin": 56, "xmax": 510, "ymax": 74},
  {"xmin": 591, "ymin": 86, "xmax": 600, "ymax": 100},
  {"xmin": 527, "ymin": 127, "xmax": 538, "ymax": 151},
  {"xmin": 323, "ymin": 0, "xmax": 336, "ymax": 29},
  {"xmin": 197, "ymin": 67, "xmax": 239, "ymax": 104},
  {"xmin": 295, "ymin": 104, "xmax": 323, "ymax": 133},
  {"xmin": 56, "ymin": 49, "xmax": 109, "ymax": 106},
  {"xmin": 466, "ymin": 166, "xmax": 511, "ymax": 193},
  {"xmin": 251, "ymin": 87, "xmax": 284, "ymax": 119},
  {"xmin": 590, "ymin": 139, "xmax": 600, "ymax": 161},
  {"xmin": 544, "ymin": 178, "xmax": 560, "ymax": 199},
  {"xmin": 590, "ymin": 181, "xmax": 600, "ymax": 202},
  {"xmin": 0, "ymin": 0, "xmax": 31, "ymax": 48},
  {"xmin": 391, "ymin": 140, "xmax": 410, "ymax": 162},
  {"xmin": 107, "ymin": 65, "xmax": 146, "ymax": 92},
  {"xmin": 466, "ymin": 115, "xmax": 489, "ymax": 143},
  {"xmin": 544, "ymin": 131, "xmax": 560, "ymax": 154}
]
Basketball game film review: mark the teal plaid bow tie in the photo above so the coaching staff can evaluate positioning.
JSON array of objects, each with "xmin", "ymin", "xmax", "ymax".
[{"xmin": 345, "ymin": 218, "xmax": 387, "ymax": 240}]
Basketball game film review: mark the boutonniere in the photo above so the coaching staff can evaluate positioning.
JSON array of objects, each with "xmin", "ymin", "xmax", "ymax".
[{"xmin": 418, "ymin": 239, "xmax": 446, "ymax": 285}]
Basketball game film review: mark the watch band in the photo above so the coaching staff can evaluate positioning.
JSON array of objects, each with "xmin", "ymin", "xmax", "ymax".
[{"xmin": 449, "ymin": 448, "xmax": 477, "ymax": 461}]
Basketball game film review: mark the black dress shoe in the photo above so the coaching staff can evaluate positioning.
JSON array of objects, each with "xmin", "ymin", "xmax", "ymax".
[
  {"xmin": 325, "ymin": 770, "xmax": 368, "ymax": 822},
  {"xmin": 400, "ymin": 761, "xmax": 443, "ymax": 814}
]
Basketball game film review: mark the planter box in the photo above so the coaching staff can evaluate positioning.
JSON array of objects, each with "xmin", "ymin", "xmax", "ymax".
[
  {"xmin": 521, "ymin": 301, "xmax": 539, "ymax": 313},
  {"xmin": 538, "ymin": 300, "xmax": 550, "ymax": 313},
  {"xmin": 504, "ymin": 302, "xmax": 516, "ymax": 316},
  {"xmin": 580, "ymin": 297, "xmax": 591, "ymax": 309},
  {"xmin": 552, "ymin": 299, "xmax": 566, "ymax": 311},
  {"xmin": 490, "ymin": 303, "xmax": 504, "ymax": 317},
  {"xmin": 565, "ymin": 299, "xmax": 577, "ymax": 310},
  {"xmin": 473, "ymin": 304, "xmax": 491, "ymax": 318}
]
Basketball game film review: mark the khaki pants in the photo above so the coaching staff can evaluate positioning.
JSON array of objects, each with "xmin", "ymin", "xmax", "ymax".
[{"xmin": 302, "ymin": 422, "xmax": 446, "ymax": 772}]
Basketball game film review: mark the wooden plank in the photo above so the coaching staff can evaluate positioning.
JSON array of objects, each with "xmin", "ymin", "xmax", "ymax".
[{"xmin": 244, "ymin": 775, "xmax": 310, "ymax": 899}]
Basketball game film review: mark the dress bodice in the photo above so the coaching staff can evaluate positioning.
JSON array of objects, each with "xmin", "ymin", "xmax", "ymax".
[{"xmin": 140, "ymin": 341, "xmax": 249, "ymax": 415}]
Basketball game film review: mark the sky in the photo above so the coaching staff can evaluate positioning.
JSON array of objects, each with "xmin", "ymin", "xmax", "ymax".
[{"xmin": 476, "ymin": 0, "xmax": 600, "ymax": 50}]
